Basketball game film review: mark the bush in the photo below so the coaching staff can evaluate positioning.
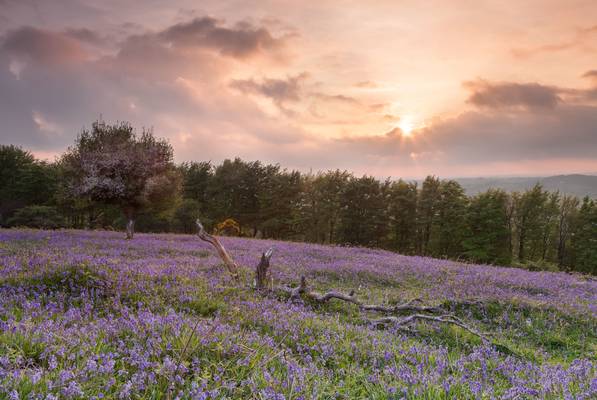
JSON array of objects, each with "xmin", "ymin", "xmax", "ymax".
[{"xmin": 7, "ymin": 206, "xmax": 66, "ymax": 229}]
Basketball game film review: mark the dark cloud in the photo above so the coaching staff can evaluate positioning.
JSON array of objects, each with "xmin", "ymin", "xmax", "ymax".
[
  {"xmin": 64, "ymin": 27, "xmax": 105, "ymax": 46},
  {"xmin": 464, "ymin": 80, "xmax": 561, "ymax": 111},
  {"xmin": 0, "ymin": 16, "xmax": 303, "ymax": 157},
  {"xmin": 158, "ymin": 16, "xmax": 287, "ymax": 58},
  {"xmin": 1, "ymin": 26, "xmax": 87, "ymax": 65},
  {"xmin": 421, "ymin": 105, "xmax": 597, "ymax": 162},
  {"xmin": 312, "ymin": 93, "xmax": 360, "ymax": 105},
  {"xmin": 323, "ymin": 76, "xmax": 597, "ymax": 174},
  {"xmin": 328, "ymin": 103, "xmax": 597, "ymax": 171},
  {"xmin": 230, "ymin": 73, "xmax": 307, "ymax": 104}
]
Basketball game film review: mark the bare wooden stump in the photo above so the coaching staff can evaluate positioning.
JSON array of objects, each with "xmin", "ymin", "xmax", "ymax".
[
  {"xmin": 125, "ymin": 218, "xmax": 135, "ymax": 240},
  {"xmin": 255, "ymin": 248, "xmax": 274, "ymax": 289}
]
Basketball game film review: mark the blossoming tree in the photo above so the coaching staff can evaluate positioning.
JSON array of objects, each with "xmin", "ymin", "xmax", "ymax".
[{"xmin": 60, "ymin": 120, "xmax": 179, "ymax": 239}]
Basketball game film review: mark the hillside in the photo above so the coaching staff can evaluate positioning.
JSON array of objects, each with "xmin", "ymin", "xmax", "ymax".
[
  {"xmin": 454, "ymin": 174, "xmax": 597, "ymax": 197},
  {"xmin": 0, "ymin": 229, "xmax": 595, "ymax": 399}
]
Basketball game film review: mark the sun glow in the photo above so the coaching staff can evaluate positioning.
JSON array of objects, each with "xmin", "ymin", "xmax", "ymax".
[{"xmin": 398, "ymin": 115, "xmax": 415, "ymax": 136}]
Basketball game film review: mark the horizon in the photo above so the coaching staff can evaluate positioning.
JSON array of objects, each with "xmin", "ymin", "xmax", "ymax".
[{"xmin": 1, "ymin": 1, "xmax": 597, "ymax": 178}]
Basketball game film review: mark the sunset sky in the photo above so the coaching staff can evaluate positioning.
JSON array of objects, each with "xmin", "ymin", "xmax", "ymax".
[{"xmin": 1, "ymin": 0, "xmax": 596, "ymax": 178}]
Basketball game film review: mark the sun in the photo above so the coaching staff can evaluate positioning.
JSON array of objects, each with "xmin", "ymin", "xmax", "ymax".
[{"xmin": 398, "ymin": 115, "xmax": 415, "ymax": 136}]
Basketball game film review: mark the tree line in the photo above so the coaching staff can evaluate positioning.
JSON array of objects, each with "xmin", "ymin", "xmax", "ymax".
[{"xmin": 1, "ymin": 121, "xmax": 595, "ymax": 274}]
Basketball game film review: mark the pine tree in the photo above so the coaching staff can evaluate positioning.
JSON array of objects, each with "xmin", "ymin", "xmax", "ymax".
[
  {"xmin": 463, "ymin": 189, "xmax": 511, "ymax": 265},
  {"xmin": 572, "ymin": 197, "xmax": 597, "ymax": 274}
]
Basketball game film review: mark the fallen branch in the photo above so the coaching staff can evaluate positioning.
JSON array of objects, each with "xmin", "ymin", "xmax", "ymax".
[
  {"xmin": 195, "ymin": 219, "xmax": 239, "ymax": 279},
  {"xmin": 198, "ymin": 239, "xmax": 502, "ymax": 350},
  {"xmin": 370, "ymin": 314, "xmax": 491, "ymax": 343},
  {"xmin": 274, "ymin": 275, "xmax": 490, "ymax": 343},
  {"xmin": 275, "ymin": 274, "xmax": 441, "ymax": 314}
]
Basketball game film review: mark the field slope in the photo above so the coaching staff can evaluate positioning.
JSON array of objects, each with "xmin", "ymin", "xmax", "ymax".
[{"xmin": 0, "ymin": 229, "xmax": 595, "ymax": 399}]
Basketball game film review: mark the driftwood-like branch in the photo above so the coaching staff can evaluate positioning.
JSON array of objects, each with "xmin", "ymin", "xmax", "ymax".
[
  {"xmin": 198, "ymin": 240, "xmax": 497, "ymax": 349},
  {"xmin": 276, "ymin": 274, "xmax": 440, "ymax": 314},
  {"xmin": 195, "ymin": 219, "xmax": 239, "ymax": 279},
  {"xmin": 370, "ymin": 314, "xmax": 491, "ymax": 343},
  {"xmin": 270, "ymin": 273, "xmax": 489, "ymax": 343}
]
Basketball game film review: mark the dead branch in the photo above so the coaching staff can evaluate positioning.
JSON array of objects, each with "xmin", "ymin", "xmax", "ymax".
[
  {"xmin": 197, "ymin": 238, "xmax": 500, "ymax": 350},
  {"xmin": 274, "ymin": 273, "xmax": 441, "ymax": 314},
  {"xmin": 262, "ymin": 264, "xmax": 491, "ymax": 344},
  {"xmin": 370, "ymin": 314, "xmax": 491, "ymax": 343},
  {"xmin": 195, "ymin": 219, "xmax": 239, "ymax": 279}
]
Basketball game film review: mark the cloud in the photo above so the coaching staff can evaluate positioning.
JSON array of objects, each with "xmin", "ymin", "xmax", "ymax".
[
  {"xmin": 1, "ymin": 5, "xmax": 596, "ymax": 179},
  {"xmin": 582, "ymin": 69, "xmax": 597, "ymax": 82},
  {"xmin": 312, "ymin": 93, "xmax": 360, "ymax": 105},
  {"xmin": 158, "ymin": 16, "xmax": 288, "ymax": 59},
  {"xmin": 1, "ymin": 26, "xmax": 88, "ymax": 65},
  {"xmin": 354, "ymin": 80, "xmax": 377, "ymax": 88},
  {"xmin": 64, "ymin": 27, "xmax": 105, "ymax": 46},
  {"xmin": 230, "ymin": 73, "xmax": 307, "ymax": 105},
  {"xmin": 318, "ymin": 76, "xmax": 597, "ymax": 176},
  {"xmin": 511, "ymin": 24, "xmax": 597, "ymax": 58},
  {"xmin": 0, "ymin": 14, "xmax": 313, "ymax": 163},
  {"xmin": 464, "ymin": 80, "xmax": 561, "ymax": 111}
]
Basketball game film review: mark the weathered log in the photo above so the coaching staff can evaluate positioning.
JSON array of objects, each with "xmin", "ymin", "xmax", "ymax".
[
  {"xmin": 275, "ymin": 274, "xmax": 441, "ymax": 314},
  {"xmin": 269, "ymin": 273, "xmax": 489, "ymax": 343},
  {"xmin": 199, "ymin": 241, "xmax": 497, "ymax": 348},
  {"xmin": 370, "ymin": 314, "xmax": 491, "ymax": 343},
  {"xmin": 195, "ymin": 219, "xmax": 239, "ymax": 279}
]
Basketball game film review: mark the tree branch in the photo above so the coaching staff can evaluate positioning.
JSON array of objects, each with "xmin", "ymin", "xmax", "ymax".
[
  {"xmin": 370, "ymin": 314, "xmax": 491, "ymax": 343},
  {"xmin": 270, "ymin": 274, "xmax": 492, "ymax": 344}
]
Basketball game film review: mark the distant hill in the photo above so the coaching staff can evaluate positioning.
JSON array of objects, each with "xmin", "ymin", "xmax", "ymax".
[{"xmin": 452, "ymin": 174, "xmax": 597, "ymax": 198}]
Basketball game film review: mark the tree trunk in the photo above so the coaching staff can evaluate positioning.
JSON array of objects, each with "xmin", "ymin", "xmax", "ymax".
[
  {"xmin": 557, "ymin": 215, "xmax": 567, "ymax": 268},
  {"xmin": 518, "ymin": 228, "xmax": 525, "ymax": 262}
]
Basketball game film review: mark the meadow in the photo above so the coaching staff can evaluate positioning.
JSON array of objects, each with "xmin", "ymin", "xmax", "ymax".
[{"xmin": 0, "ymin": 229, "xmax": 595, "ymax": 399}]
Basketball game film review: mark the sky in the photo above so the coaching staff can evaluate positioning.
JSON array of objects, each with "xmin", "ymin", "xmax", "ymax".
[{"xmin": 1, "ymin": 0, "xmax": 596, "ymax": 178}]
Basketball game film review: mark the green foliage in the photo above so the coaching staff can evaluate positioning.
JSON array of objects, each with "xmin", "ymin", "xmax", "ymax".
[
  {"xmin": 337, "ymin": 175, "xmax": 389, "ymax": 247},
  {"xmin": 298, "ymin": 170, "xmax": 351, "ymax": 243},
  {"xmin": 387, "ymin": 180, "xmax": 418, "ymax": 254},
  {"xmin": 172, "ymin": 198, "xmax": 203, "ymax": 233},
  {"xmin": 258, "ymin": 168, "xmax": 302, "ymax": 239},
  {"xmin": 417, "ymin": 176, "xmax": 441, "ymax": 255},
  {"xmin": 2, "ymin": 135, "xmax": 596, "ymax": 274},
  {"xmin": 6, "ymin": 206, "xmax": 65, "ymax": 229},
  {"xmin": 432, "ymin": 180, "xmax": 469, "ymax": 258},
  {"xmin": 513, "ymin": 184, "xmax": 550, "ymax": 261},
  {"xmin": 572, "ymin": 197, "xmax": 597, "ymax": 274},
  {"xmin": 463, "ymin": 189, "xmax": 511, "ymax": 265},
  {"xmin": 0, "ymin": 145, "xmax": 58, "ymax": 225}
]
